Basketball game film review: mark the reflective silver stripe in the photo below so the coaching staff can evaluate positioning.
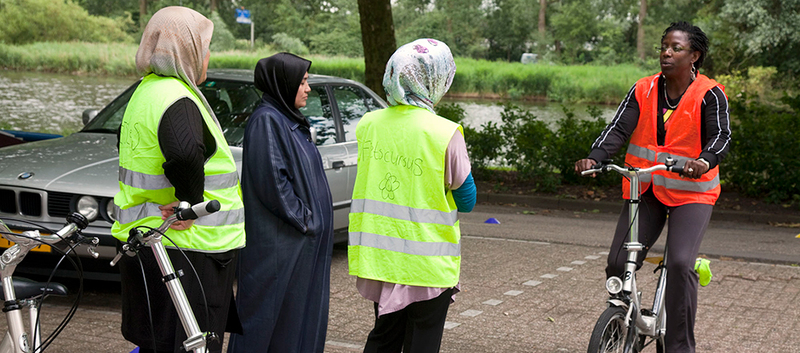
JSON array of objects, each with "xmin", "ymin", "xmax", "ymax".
[
  {"xmin": 194, "ymin": 207, "xmax": 244, "ymax": 226},
  {"xmin": 116, "ymin": 202, "xmax": 161, "ymax": 224},
  {"xmin": 204, "ymin": 172, "xmax": 239, "ymax": 190},
  {"xmin": 116, "ymin": 202, "xmax": 243, "ymax": 226},
  {"xmin": 119, "ymin": 167, "xmax": 171, "ymax": 190},
  {"xmin": 349, "ymin": 231, "xmax": 460, "ymax": 257},
  {"xmin": 351, "ymin": 199, "xmax": 458, "ymax": 226},
  {"xmin": 119, "ymin": 167, "xmax": 238, "ymax": 190},
  {"xmin": 653, "ymin": 174, "xmax": 720, "ymax": 193},
  {"xmin": 656, "ymin": 153, "xmax": 692, "ymax": 165},
  {"xmin": 626, "ymin": 144, "xmax": 656, "ymax": 161}
]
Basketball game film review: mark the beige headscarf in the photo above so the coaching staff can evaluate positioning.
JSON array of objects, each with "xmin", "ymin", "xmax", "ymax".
[{"xmin": 135, "ymin": 6, "xmax": 218, "ymax": 126}]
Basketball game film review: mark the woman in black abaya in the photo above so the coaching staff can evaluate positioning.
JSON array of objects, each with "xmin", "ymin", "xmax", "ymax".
[{"xmin": 227, "ymin": 53, "xmax": 334, "ymax": 353}]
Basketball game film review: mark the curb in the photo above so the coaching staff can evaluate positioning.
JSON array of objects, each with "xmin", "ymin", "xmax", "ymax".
[{"xmin": 477, "ymin": 192, "xmax": 800, "ymax": 225}]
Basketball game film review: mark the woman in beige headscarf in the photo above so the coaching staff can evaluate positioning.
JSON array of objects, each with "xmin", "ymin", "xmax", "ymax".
[{"xmin": 113, "ymin": 6, "xmax": 245, "ymax": 353}]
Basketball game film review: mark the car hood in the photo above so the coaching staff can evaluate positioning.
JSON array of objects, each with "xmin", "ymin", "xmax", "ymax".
[{"xmin": 0, "ymin": 133, "xmax": 120, "ymax": 196}]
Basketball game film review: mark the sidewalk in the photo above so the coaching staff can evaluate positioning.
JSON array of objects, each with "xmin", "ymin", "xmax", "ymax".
[
  {"xmin": 477, "ymin": 191, "xmax": 800, "ymax": 225},
  {"xmin": 325, "ymin": 236, "xmax": 800, "ymax": 352}
]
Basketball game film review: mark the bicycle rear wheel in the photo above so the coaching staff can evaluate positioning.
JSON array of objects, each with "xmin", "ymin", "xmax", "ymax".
[{"xmin": 587, "ymin": 306, "xmax": 635, "ymax": 353}]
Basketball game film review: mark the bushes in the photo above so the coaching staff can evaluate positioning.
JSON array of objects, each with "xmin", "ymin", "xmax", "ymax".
[
  {"xmin": 209, "ymin": 11, "xmax": 236, "ymax": 52},
  {"xmin": 722, "ymin": 94, "xmax": 800, "ymax": 206},
  {"xmin": 456, "ymin": 104, "xmax": 615, "ymax": 192},
  {"xmin": 0, "ymin": 0, "xmax": 132, "ymax": 44},
  {"xmin": 271, "ymin": 33, "xmax": 309, "ymax": 56}
]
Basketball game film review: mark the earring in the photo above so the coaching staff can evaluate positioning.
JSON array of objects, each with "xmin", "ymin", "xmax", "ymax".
[{"xmin": 691, "ymin": 63, "xmax": 697, "ymax": 81}]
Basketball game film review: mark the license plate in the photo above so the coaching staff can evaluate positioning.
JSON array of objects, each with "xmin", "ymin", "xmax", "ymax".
[{"xmin": 2, "ymin": 229, "xmax": 52, "ymax": 253}]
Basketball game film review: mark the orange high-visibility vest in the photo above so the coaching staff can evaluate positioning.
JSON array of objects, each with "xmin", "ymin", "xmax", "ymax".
[{"xmin": 623, "ymin": 73, "xmax": 725, "ymax": 206}]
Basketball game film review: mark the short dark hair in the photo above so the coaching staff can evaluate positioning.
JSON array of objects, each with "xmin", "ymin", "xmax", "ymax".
[{"xmin": 662, "ymin": 21, "xmax": 709, "ymax": 70}]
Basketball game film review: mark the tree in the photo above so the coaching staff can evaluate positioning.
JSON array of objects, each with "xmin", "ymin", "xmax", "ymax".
[
  {"xmin": 139, "ymin": 0, "xmax": 147, "ymax": 29},
  {"xmin": 636, "ymin": 0, "xmax": 646, "ymax": 61},
  {"xmin": 357, "ymin": 0, "xmax": 396, "ymax": 98},
  {"xmin": 538, "ymin": 0, "xmax": 546, "ymax": 39}
]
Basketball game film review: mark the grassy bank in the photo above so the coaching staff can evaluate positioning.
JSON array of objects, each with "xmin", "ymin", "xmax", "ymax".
[{"xmin": 1, "ymin": 42, "xmax": 649, "ymax": 104}]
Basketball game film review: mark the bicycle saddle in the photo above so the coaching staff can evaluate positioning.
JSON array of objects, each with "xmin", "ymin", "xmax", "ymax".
[{"xmin": 0, "ymin": 277, "xmax": 68, "ymax": 300}]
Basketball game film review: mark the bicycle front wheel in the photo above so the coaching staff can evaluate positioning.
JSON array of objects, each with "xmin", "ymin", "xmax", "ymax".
[{"xmin": 587, "ymin": 306, "xmax": 632, "ymax": 353}]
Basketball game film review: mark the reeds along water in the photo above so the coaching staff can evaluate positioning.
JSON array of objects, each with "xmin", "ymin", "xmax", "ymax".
[{"xmin": 0, "ymin": 42, "xmax": 649, "ymax": 104}]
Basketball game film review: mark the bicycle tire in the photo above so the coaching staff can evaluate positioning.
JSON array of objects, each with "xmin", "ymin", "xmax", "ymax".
[{"xmin": 587, "ymin": 306, "xmax": 631, "ymax": 353}]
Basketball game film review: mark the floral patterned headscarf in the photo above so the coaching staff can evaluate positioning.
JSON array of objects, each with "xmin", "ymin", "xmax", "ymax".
[{"xmin": 382, "ymin": 38, "xmax": 456, "ymax": 113}]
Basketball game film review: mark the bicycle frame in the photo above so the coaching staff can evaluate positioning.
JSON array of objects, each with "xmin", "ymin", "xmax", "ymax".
[
  {"xmin": 111, "ymin": 200, "xmax": 221, "ymax": 353},
  {"xmin": 583, "ymin": 159, "xmax": 682, "ymax": 343},
  {"xmin": 0, "ymin": 216, "xmax": 96, "ymax": 353}
]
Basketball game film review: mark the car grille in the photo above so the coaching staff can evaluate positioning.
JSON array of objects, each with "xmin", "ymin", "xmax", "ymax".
[
  {"xmin": 0, "ymin": 189, "xmax": 15, "ymax": 214},
  {"xmin": 47, "ymin": 192, "xmax": 72, "ymax": 218},
  {"xmin": 0, "ymin": 188, "xmax": 70, "ymax": 218}
]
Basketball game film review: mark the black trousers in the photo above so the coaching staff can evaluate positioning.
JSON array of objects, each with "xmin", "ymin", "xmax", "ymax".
[
  {"xmin": 363, "ymin": 288, "xmax": 454, "ymax": 353},
  {"xmin": 119, "ymin": 244, "xmax": 239, "ymax": 353},
  {"xmin": 606, "ymin": 188, "xmax": 712, "ymax": 353}
]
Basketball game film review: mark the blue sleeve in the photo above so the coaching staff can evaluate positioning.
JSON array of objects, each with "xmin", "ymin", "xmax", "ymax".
[{"xmin": 452, "ymin": 172, "xmax": 476, "ymax": 213}]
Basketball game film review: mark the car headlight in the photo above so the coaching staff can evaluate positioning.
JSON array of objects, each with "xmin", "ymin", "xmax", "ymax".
[
  {"xmin": 76, "ymin": 196, "xmax": 99, "ymax": 221},
  {"xmin": 105, "ymin": 199, "xmax": 116, "ymax": 222}
]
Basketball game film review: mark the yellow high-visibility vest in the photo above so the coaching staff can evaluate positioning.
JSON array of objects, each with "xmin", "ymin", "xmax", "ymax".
[
  {"xmin": 348, "ymin": 105, "xmax": 462, "ymax": 288},
  {"xmin": 112, "ymin": 74, "xmax": 245, "ymax": 252}
]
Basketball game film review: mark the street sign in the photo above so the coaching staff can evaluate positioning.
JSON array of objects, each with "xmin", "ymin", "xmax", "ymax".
[{"xmin": 235, "ymin": 8, "xmax": 251, "ymax": 24}]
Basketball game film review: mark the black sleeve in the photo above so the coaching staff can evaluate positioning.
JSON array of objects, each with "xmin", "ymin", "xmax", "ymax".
[
  {"xmin": 158, "ymin": 97, "xmax": 207, "ymax": 205},
  {"xmin": 588, "ymin": 84, "xmax": 640, "ymax": 162},
  {"xmin": 698, "ymin": 86, "xmax": 731, "ymax": 169}
]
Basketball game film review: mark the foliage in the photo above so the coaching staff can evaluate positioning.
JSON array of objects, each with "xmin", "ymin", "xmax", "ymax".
[
  {"xmin": 209, "ymin": 11, "xmax": 236, "ymax": 52},
  {"xmin": 271, "ymin": 33, "xmax": 309, "ymax": 56},
  {"xmin": 0, "ymin": 42, "xmax": 138, "ymax": 75},
  {"xmin": 722, "ymin": 93, "xmax": 800, "ymax": 204},
  {"xmin": 462, "ymin": 104, "xmax": 602, "ymax": 191},
  {"xmin": 550, "ymin": 105, "xmax": 623, "ymax": 186},
  {"xmin": 0, "ymin": 0, "xmax": 133, "ymax": 44},
  {"xmin": 436, "ymin": 103, "xmax": 466, "ymax": 124}
]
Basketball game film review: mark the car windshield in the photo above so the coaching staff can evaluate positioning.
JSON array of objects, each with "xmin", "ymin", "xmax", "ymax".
[{"xmin": 82, "ymin": 79, "xmax": 262, "ymax": 147}]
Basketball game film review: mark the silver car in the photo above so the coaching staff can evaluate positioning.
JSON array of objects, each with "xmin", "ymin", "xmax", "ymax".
[{"xmin": 0, "ymin": 69, "xmax": 386, "ymax": 261}]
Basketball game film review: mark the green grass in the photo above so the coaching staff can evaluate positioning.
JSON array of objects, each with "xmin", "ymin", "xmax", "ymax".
[{"xmin": 0, "ymin": 42, "xmax": 650, "ymax": 104}]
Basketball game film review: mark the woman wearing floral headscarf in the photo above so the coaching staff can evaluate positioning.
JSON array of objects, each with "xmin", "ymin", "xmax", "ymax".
[
  {"xmin": 348, "ymin": 38, "xmax": 476, "ymax": 353},
  {"xmin": 113, "ymin": 6, "xmax": 244, "ymax": 353}
]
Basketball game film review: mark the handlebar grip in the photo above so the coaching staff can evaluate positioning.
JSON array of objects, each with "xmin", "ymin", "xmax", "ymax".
[
  {"xmin": 176, "ymin": 200, "xmax": 221, "ymax": 221},
  {"xmin": 670, "ymin": 165, "xmax": 684, "ymax": 174}
]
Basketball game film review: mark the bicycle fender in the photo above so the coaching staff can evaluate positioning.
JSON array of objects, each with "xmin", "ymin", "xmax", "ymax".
[{"xmin": 606, "ymin": 298, "xmax": 627, "ymax": 308}]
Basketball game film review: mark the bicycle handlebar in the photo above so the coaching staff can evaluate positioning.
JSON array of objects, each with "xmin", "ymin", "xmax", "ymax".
[
  {"xmin": 111, "ymin": 200, "xmax": 221, "ymax": 267},
  {"xmin": 580, "ymin": 157, "xmax": 684, "ymax": 177},
  {"xmin": 0, "ymin": 212, "xmax": 99, "ymax": 258},
  {"xmin": 176, "ymin": 200, "xmax": 221, "ymax": 221}
]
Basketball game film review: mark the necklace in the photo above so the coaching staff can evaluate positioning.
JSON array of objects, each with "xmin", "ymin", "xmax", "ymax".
[{"xmin": 664, "ymin": 80, "xmax": 683, "ymax": 109}]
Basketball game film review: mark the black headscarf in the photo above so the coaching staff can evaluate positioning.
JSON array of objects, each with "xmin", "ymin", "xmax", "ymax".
[{"xmin": 254, "ymin": 53, "xmax": 312, "ymax": 127}]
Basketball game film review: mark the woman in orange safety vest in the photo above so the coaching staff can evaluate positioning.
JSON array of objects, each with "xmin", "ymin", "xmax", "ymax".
[{"xmin": 575, "ymin": 21, "xmax": 731, "ymax": 353}]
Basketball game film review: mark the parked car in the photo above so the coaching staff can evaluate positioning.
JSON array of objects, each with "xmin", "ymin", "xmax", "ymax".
[{"xmin": 0, "ymin": 69, "xmax": 386, "ymax": 261}]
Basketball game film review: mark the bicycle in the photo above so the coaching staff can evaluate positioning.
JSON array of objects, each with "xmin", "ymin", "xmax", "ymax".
[
  {"xmin": 582, "ymin": 158, "xmax": 684, "ymax": 353},
  {"xmin": 0, "ymin": 212, "xmax": 99, "ymax": 353},
  {"xmin": 110, "ymin": 200, "xmax": 222, "ymax": 353}
]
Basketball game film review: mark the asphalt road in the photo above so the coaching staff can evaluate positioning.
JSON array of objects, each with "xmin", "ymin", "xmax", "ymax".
[{"xmin": 3, "ymin": 203, "xmax": 798, "ymax": 352}]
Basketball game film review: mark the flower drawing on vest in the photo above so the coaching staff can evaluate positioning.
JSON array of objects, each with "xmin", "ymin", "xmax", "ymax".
[{"xmin": 379, "ymin": 172, "xmax": 400, "ymax": 200}]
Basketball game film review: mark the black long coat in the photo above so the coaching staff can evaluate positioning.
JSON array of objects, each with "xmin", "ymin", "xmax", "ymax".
[{"xmin": 228, "ymin": 96, "xmax": 334, "ymax": 353}]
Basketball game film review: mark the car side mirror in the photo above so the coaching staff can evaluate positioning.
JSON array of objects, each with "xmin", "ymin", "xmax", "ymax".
[
  {"xmin": 309, "ymin": 126, "xmax": 318, "ymax": 145},
  {"xmin": 82, "ymin": 109, "xmax": 98, "ymax": 126}
]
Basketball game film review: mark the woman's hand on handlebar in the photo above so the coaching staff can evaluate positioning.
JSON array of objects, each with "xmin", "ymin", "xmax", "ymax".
[
  {"xmin": 575, "ymin": 158, "xmax": 598, "ymax": 177},
  {"xmin": 159, "ymin": 201, "xmax": 195, "ymax": 231},
  {"xmin": 682, "ymin": 159, "xmax": 709, "ymax": 179}
]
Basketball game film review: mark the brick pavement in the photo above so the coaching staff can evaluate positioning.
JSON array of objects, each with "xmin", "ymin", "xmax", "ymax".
[
  {"xmin": 325, "ymin": 236, "xmax": 800, "ymax": 353},
  {"xmin": 0, "ymin": 227, "xmax": 797, "ymax": 352}
]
